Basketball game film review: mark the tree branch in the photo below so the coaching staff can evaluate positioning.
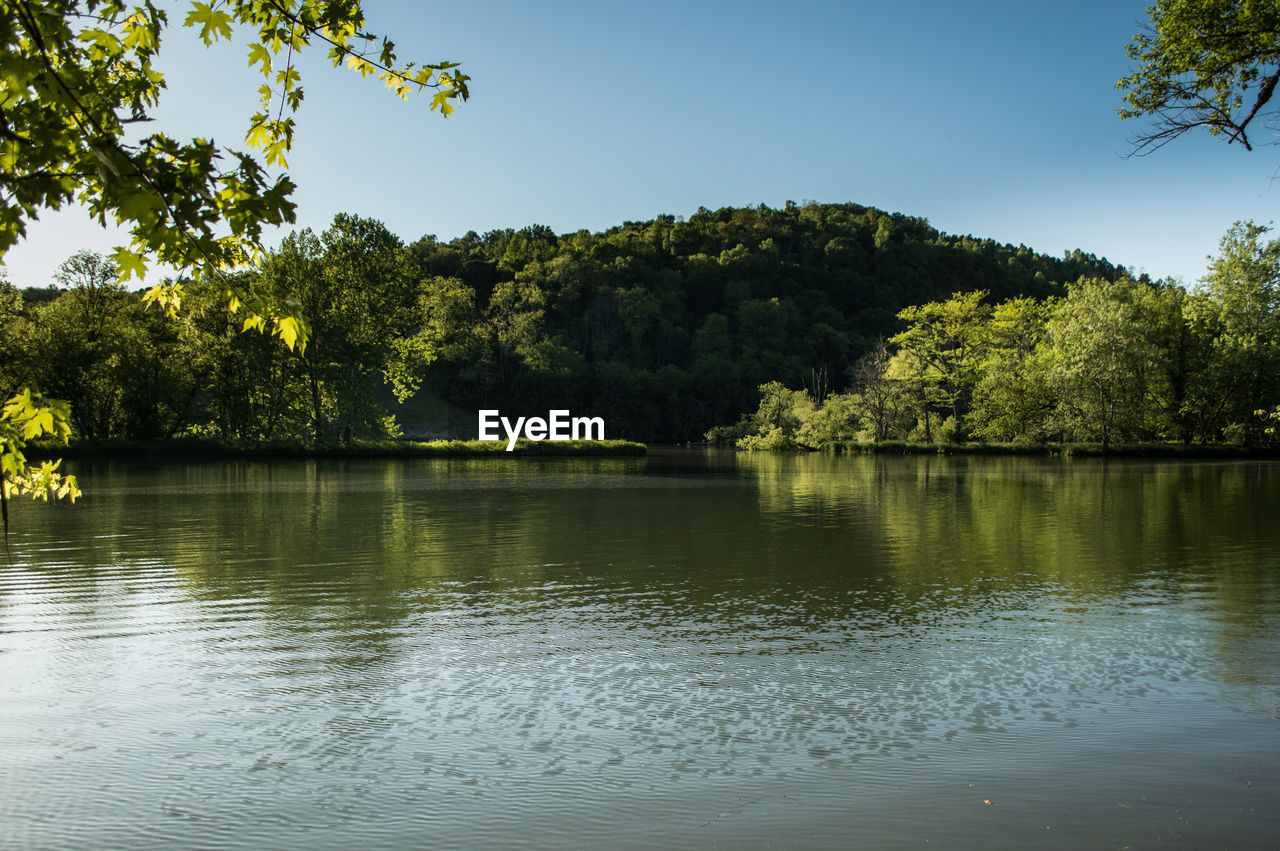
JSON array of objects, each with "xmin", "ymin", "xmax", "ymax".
[{"xmin": 1227, "ymin": 68, "xmax": 1280, "ymax": 149}]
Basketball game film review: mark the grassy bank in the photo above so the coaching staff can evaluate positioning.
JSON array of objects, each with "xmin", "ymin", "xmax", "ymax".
[
  {"xmin": 813, "ymin": 440, "xmax": 1280, "ymax": 459},
  {"xmin": 28, "ymin": 438, "xmax": 647, "ymax": 460}
]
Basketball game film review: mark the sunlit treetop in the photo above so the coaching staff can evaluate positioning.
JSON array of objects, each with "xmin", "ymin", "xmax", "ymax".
[
  {"xmin": 1118, "ymin": 0, "xmax": 1280, "ymax": 155},
  {"xmin": 0, "ymin": 0, "xmax": 469, "ymax": 349}
]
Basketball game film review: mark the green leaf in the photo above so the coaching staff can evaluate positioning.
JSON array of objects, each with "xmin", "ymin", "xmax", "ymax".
[
  {"xmin": 122, "ymin": 12, "xmax": 158, "ymax": 51},
  {"xmin": 274, "ymin": 315, "xmax": 303, "ymax": 350},
  {"xmin": 245, "ymin": 121, "xmax": 271, "ymax": 149},
  {"xmin": 21, "ymin": 408, "xmax": 53, "ymax": 440},
  {"xmin": 184, "ymin": 3, "xmax": 234, "ymax": 45},
  {"xmin": 111, "ymin": 248, "xmax": 147, "ymax": 281},
  {"xmin": 247, "ymin": 43, "xmax": 272, "ymax": 75}
]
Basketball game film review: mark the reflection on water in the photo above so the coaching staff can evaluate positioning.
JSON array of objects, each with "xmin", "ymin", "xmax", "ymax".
[{"xmin": 1, "ymin": 451, "xmax": 1278, "ymax": 848}]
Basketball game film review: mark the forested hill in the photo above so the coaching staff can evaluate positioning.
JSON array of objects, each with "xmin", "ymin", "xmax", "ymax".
[
  {"xmin": 6, "ymin": 202, "xmax": 1131, "ymax": 445},
  {"xmin": 401, "ymin": 202, "xmax": 1126, "ymax": 440}
]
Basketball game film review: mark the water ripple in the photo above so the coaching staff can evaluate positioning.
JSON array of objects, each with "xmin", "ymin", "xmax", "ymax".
[{"xmin": 1, "ymin": 455, "xmax": 1278, "ymax": 847}]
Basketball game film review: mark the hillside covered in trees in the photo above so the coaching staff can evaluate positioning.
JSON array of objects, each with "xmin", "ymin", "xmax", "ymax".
[{"xmin": 3, "ymin": 202, "xmax": 1137, "ymax": 445}]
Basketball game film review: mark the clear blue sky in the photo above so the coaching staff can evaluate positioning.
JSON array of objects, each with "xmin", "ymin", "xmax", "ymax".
[{"xmin": 6, "ymin": 0, "xmax": 1279, "ymax": 288}]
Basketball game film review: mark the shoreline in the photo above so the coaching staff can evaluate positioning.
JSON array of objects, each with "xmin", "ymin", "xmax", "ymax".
[
  {"xmin": 804, "ymin": 440, "xmax": 1280, "ymax": 459},
  {"xmin": 25, "ymin": 439, "xmax": 1279, "ymax": 462},
  {"xmin": 27, "ymin": 438, "xmax": 648, "ymax": 461}
]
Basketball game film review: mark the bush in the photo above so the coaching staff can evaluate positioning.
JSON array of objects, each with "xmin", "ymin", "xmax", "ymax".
[{"xmin": 737, "ymin": 427, "xmax": 804, "ymax": 451}]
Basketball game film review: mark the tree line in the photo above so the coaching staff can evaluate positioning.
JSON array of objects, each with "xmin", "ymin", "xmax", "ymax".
[
  {"xmin": 721, "ymin": 222, "xmax": 1280, "ymax": 450},
  {"xmin": 3, "ymin": 202, "xmax": 1152, "ymax": 446}
]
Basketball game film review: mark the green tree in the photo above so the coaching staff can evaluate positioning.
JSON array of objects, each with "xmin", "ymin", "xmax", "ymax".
[
  {"xmin": 486, "ymin": 277, "xmax": 553, "ymax": 399},
  {"xmin": 2, "ymin": 1, "xmax": 466, "ymax": 318},
  {"xmin": 257, "ymin": 215, "xmax": 417, "ymax": 443},
  {"xmin": 1044, "ymin": 278, "xmax": 1165, "ymax": 446},
  {"xmin": 0, "ymin": 278, "xmax": 78, "ymax": 534},
  {"xmin": 889, "ymin": 290, "xmax": 992, "ymax": 438},
  {"xmin": 1, "ymin": 0, "xmax": 467, "ymax": 509},
  {"xmin": 171, "ymin": 272, "xmax": 309, "ymax": 442},
  {"xmin": 17, "ymin": 252, "xmax": 201, "ymax": 441},
  {"xmin": 883, "ymin": 347, "xmax": 947, "ymax": 442},
  {"xmin": 1142, "ymin": 281, "xmax": 1201, "ymax": 443},
  {"xmin": 1118, "ymin": 0, "xmax": 1280, "ymax": 153},
  {"xmin": 969, "ymin": 296, "xmax": 1055, "ymax": 443},
  {"xmin": 734, "ymin": 381, "xmax": 815, "ymax": 450},
  {"xmin": 689, "ymin": 312, "xmax": 740, "ymax": 426},
  {"xmin": 0, "ymin": 276, "xmax": 26, "ymax": 393},
  {"xmin": 384, "ymin": 275, "xmax": 476, "ymax": 405},
  {"xmin": 795, "ymin": 392, "xmax": 860, "ymax": 446},
  {"xmin": 24, "ymin": 257, "xmax": 129, "ymax": 439},
  {"xmin": 848, "ymin": 339, "xmax": 908, "ymax": 442},
  {"xmin": 1189, "ymin": 221, "xmax": 1280, "ymax": 442}
]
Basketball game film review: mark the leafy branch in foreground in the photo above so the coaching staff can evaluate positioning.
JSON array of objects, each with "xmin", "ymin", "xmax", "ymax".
[
  {"xmin": 1261, "ymin": 404, "xmax": 1280, "ymax": 435},
  {"xmin": 1118, "ymin": 0, "xmax": 1280, "ymax": 154},
  {"xmin": 3, "ymin": 0, "xmax": 468, "ymax": 343},
  {"xmin": 1, "ymin": 389, "xmax": 81, "ymax": 549},
  {"xmin": 0, "ymin": 0, "xmax": 467, "ymax": 514}
]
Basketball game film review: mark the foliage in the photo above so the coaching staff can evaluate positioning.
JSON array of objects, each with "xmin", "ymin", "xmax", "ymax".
[
  {"xmin": 2, "ymin": 0, "xmax": 467, "ymax": 336},
  {"xmin": 1043, "ymin": 278, "xmax": 1167, "ymax": 446},
  {"xmin": 736, "ymin": 427, "xmax": 805, "ymax": 451},
  {"xmin": 0, "ymin": 388, "xmax": 80, "ymax": 545},
  {"xmin": 1118, "ymin": 0, "xmax": 1280, "ymax": 153},
  {"xmin": 846, "ymin": 339, "xmax": 907, "ymax": 441},
  {"xmin": 889, "ymin": 290, "xmax": 992, "ymax": 437},
  {"xmin": 969, "ymin": 296, "xmax": 1055, "ymax": 443},
  {"xmin": 1, "ymin": 0, "xmax": 467, "ymax": 509},
  {"xmin": 363, "ymin": 201, "xmax": 1120, "ymax": 442},
  {"xmin": 1259, "ymin": 404, "xmax": 1280, "ymax": 439},
  {"xmin": 5, "ymin": 203, "xmax": 1140, "ymax": 449},
  {"xmin": 715, "ymin": 220, "xmax": 1280, "ymax": 450},
  {"xmin": 883, "ymin": 347, "xmax": 947, "ymax": 443},
  {"xmin": 795, "ymin": 392, "xmax": 862, "ymax": 446},
  {"xmin": 9, "ymin": 215, "xmax": 1277, "ymax": 452},
  {"xmin": 726, "ymin": 381, "xmax": 861, "ymax": 450},
  {"xmin": 1192, "ymin": 221, "xmax": 1280, "ymax": 442}
]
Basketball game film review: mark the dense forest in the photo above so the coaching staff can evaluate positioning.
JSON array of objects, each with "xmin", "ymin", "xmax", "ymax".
[{"xmin": 5, "ymin": 200, "xmax": 1243, "ymax": 447}]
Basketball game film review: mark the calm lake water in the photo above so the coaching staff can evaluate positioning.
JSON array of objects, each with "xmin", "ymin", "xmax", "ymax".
[{"xmin": 2, "ymin": 450, "xmax": 1278, "ymax": 848}]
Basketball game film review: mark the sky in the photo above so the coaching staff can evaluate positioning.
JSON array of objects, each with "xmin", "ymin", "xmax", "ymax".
[{"xmin": 6, "ymin": 0, "xmax": 1280, "ymax": 289}]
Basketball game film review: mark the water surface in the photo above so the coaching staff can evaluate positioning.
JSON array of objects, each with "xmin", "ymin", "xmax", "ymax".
[{"xmin": 2, "ymin": 451, "xmax": 1278, "ymax": 847}]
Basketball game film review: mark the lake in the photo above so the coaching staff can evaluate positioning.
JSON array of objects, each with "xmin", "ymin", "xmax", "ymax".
[{"xmin": 2, "ymin": 450, "xmax": 1278, "ymax": 848}]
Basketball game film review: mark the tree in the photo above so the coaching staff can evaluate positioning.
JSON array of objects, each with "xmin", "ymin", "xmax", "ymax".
[
  {"xmin": 969, "ymin": 296, "xmax": 1055, "ymax": 443},
  {"xmin": 848, "ymin": 339, "xmax": 907, "ymax": 442},
  {"xmin": 2, "ymin": 1, "xmax": 467, "ymax": 312},
  {"xmin": 24, "ymin": 252, "xmax": 130, "ymax": 438},
  {"xmin": 794, "ymin": 392, "xmax": 860, "ymax": 446},
  {"xmin": 171, "ymin": 269, "xmax": 313, "ymax": 442},
  {"xmin": 0, "ymin": 274, "xmax": 32, "ymax": 397},
  {"xmin": 883, "ymin": 346, "xmax": 948, "ymax": 442},
  {"xmin": 889, "ymin": 290, "xmax": 992, "ymax": 438},
  {"xmin": 1118, "ymin": 0, "xmax": 1280, "ymax": 153},
  {"xmin": 53, "ymin": 249, "xmax": 123, "ymax": 334},
  {"xmin": 307, "ymin": 213, "xmax": 416, "ymax": 442},
  {"xmin": 1044, "ymin": 278, "xmax": 1165, "ymax": 446},
  {"xmin": 1189, "ymin": 221, "xmax": 1280, "ymax": 441},
  {"xmin": 733, "ymin": 381, "xmax": 816, "ymax": 450},
  {"xmin": 0, "ymin": 1, "xmax": 467, "ymax": 517}
]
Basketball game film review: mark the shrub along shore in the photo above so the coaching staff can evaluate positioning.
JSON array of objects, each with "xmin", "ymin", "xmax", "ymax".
[
  {"xmin": 28, "ymin": 438, "xmax": 647, "ymax": 461},
  {"xmin": 810, "ymin": 441, "xmax": 1280, "ymax": 458},
  {"xmin": 28, "ymin": 438, "xmax": 1274, "ymax": 461}
]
